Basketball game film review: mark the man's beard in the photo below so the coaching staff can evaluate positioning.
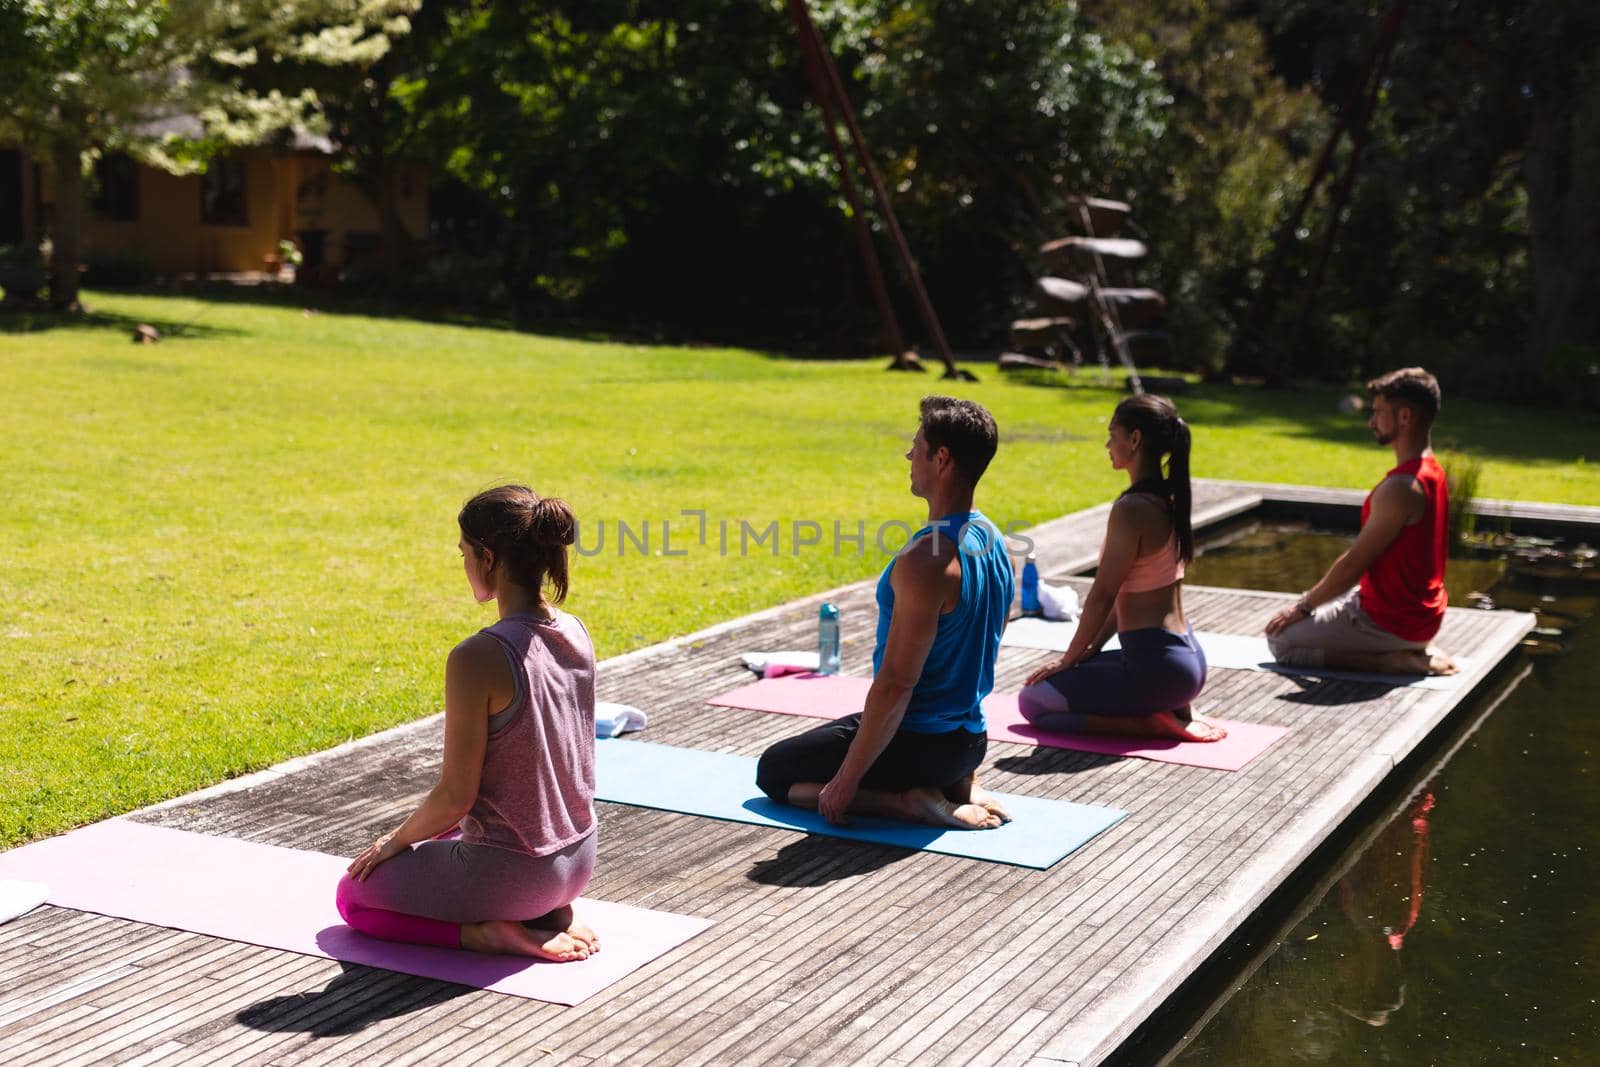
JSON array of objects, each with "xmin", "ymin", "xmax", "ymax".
[{"xmin": 1372, "ymin": 429, "xmax": 1395, "ymax": 446}]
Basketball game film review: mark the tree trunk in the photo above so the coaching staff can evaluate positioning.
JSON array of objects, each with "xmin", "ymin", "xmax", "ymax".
[
  {"xmin": 370, "ymin": 58, "xmax": 408, "ymax": 271},
  {"xmin": 1524, "ymin": 91, "xmax": 1600, "ymax": 383},
  {"xmin": 49, "ymin": 134, "xmax": 83, "ymax": 311}
]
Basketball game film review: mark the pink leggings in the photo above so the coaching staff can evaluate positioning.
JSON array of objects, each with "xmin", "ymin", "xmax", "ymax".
[{"xmin": 335, "ymin": 833, "xmax": 596, "ymax": 949}]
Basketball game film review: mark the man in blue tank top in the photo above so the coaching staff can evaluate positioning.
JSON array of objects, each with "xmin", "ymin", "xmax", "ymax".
[{"xmin": 756, "ymin": 397, "xmax": 1015, "ymax": 830}]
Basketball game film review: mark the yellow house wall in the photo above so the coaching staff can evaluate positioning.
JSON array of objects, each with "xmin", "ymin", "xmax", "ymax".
[
  {"xmin": 26, "ymin": 147, "xmax": 428, "ymax": 274},
  {"xmin": 38, "ymin": 148, "xmax": 282, "ymax": 273}
]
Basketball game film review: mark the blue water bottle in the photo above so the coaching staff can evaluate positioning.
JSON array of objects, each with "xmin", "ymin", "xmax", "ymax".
[
  {"xmin": 1021, "ymin": 553, "xmax": 1041, "ymax": 616},
  {"xmin": 818, "ymin": 602, "xmax": 841, "ymax": 675}
]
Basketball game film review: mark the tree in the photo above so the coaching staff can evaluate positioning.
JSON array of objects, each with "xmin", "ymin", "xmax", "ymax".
[
  {"xmin": 1250, "ymin": 0, "xmax": 1600, "ymax": 399},
  {"xmin": 0, "ymin": 0, "xmax": 418, "ymax": 309},
  {"xmin": 372, "ymin": 0, "xmax": 1170, "ymax": 349}
]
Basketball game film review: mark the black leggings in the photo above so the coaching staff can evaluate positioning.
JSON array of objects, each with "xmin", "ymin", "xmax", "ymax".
[{"xmin": 755, "ymin": 715, "xmax": 988, "ymax": 804}]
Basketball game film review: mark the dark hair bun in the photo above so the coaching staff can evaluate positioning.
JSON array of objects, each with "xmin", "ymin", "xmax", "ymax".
[{"xmin": 530, "ymin": 497, "xmax": 577, "ymax": 547}]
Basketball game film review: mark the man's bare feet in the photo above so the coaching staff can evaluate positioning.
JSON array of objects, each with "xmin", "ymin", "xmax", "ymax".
[
  {"xmin": 967, "ymin": 783, "xmax": 1013, "ymax": 824},
  {"xmin": 529, "ymin": 904, "xmax": 600, "ymax": 955},
  {"xmin": 460, "ymin": 918, "xmax": 590, "ymax": 962},
  {"xmin": 902, "ymin": 787, "xmax": 1003, "ymax": 830},
  {"xmin": 1361, "ymin": 648, "xmax": 1457, "ymax": 676},
  {"xmin": 943, "ymin": 773, "xmax": 1013, "ymax": 824}
]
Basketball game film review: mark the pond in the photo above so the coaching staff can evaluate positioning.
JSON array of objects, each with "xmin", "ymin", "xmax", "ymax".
[{"xmin": 1144, "ymin": 522, "xmax": 1600, "ymax": 1064}]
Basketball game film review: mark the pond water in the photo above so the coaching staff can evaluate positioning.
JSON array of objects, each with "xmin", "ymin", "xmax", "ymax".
[{"xmin": 1152, "ymin": 523, "xmax": 1600, "ymax": 1064}]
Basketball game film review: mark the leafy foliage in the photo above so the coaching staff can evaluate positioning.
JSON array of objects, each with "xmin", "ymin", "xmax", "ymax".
[{"xmin": 378, "ymin": 0, "xmax": 1169, "ymax": 346}]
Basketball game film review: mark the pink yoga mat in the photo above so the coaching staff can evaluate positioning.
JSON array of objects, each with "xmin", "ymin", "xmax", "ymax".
[
  {"xmin": 709, "ymin": 673, "xmax": 1289, "ymax": 772},
  {"xmin": 0, "ymin": 820, "xmax": 711, "ymax": 1005}
]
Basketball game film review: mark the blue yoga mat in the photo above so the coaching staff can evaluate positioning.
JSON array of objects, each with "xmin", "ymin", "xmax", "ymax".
[{"xmin": 594, "ymin": 739, "xmax": 1126, "ymax": 870}]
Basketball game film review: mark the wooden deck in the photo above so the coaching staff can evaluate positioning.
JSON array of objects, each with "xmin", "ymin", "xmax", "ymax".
[{"xmin": 0, "ymin": 482, "xmax": 1542, "ymax": 1066}]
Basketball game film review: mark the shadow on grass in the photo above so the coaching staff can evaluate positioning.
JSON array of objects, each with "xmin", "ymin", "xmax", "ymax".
[
  {"xmin": 1183, "ymin": 381, "xmax": 1598, "ymax": 468},
  {"xmin": 235, "ymin": 963, "xmax": 471, "ymax": 1036},
  {"xmin": 3, "ymin": 279, "xmax": 837, "ymax": 363},
  {"xmin": 1016, "ymin": 366, "xmax": 1597, "ymax": 468},
  {"xmin": 0, "ymin": 301, "xmax": 240, "ymax": 340}
]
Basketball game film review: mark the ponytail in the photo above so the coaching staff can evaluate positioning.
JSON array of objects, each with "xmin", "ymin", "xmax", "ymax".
[
  {"xmin": 1112, "ymin": 395, "xmax": 1194, "ymax": 563},
  {"xmin": 528, "ymin": 496, "xmax": 576, "ymax": 603},
  {"xmin": 458, "ymin": 485, "xmax": 578, "ymax": 604},
  {"xmin": 1168, "ymin": 417, "xmax": 1193, "ymax": 563}
]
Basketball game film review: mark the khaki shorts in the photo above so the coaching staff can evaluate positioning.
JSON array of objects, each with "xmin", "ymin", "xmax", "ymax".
[{"xmin": 1266, "ymin": 587, "xmax": 1427, "ymax": 667}]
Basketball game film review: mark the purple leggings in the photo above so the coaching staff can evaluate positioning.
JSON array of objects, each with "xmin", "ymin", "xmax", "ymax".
[{"xmin": 335, "ymin": 832, "xmax": 596, "ymax": 949}]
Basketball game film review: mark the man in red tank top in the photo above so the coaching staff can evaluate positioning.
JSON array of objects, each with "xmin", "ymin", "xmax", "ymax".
[{"xmin": 1265, "ymin": 368, "xmax": 1456, "ymax": 676}]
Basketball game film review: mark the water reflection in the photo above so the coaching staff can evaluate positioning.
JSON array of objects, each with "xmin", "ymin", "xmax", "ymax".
[
  {"xmin": 1165, "ymin": 523, "xmax": 1600, "ymax": 1063},
  {"xmin": 1329, "ymin": 790, "xmax": 1431, "ymax": 1029}
]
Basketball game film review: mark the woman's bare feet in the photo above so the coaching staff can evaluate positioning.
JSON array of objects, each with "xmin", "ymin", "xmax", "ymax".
[
  {"xmin": 1071, "ymin": 706, "xmax": 1227, "ymax": 742},
  {"xmin": 1148, "ymin": 707, "xmax": 1228, "ymax": 742},
  {"xmin": 529, "ymin": 904, "xmax": 600, "ymax": 955},
  {"xmin": 460, "ymin": 918, "xmax": 590, "ymax": 961}
]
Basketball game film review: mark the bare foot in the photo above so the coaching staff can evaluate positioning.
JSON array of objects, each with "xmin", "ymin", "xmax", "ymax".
[
  {"xmin": 1069, "ymin": 707, "xmax": 1227, "ymax": 742},
  {"xmin": 902, "ymin": 787, "xmax": 1003, "ymax": 830},
  {"xmin": 1365, "ymin": 649, "xmax": 1445, "ymax": 676},
  {"xmin": 530, "ymin": 904, "xmax": 600, "ymax": 955},
  {"xmin": 968, "ymin": 783, "xmax": 1013, "ymax": 825},
  {"xmin": 460, "ymin": 919, "xmax": 590, "ymax": 962},
  {"xmin": 1148, "ymin": 708, "xmax": 1228, "ymax": 743}
]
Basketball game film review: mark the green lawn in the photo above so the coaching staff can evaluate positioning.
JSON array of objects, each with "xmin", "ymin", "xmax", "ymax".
[{"xmin": 3, "ymin": 291, "xmax": 1595, "ymax": 846}]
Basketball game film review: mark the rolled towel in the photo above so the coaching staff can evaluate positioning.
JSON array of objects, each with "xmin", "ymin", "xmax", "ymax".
[
  {"xmin": 739, "ymin": 651, "xmax": 821, "ymax": 678},
  {"xmin": 596, "ymin": 701, "xmax": 648, "ymax": 739},
  {"xmin": 0, "ymin": 879, "xmax": 48, "ymax": 925},
  {"xmin": 1038, "ymin": 582, "xmax": 1080, "ymax": 622}
]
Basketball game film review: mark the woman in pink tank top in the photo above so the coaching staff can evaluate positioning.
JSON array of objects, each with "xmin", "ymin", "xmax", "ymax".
[
  {"xmin": 335, "ymin": 485, "xmax": 599, "ymax": 962},
  {"xmin": 1018, "ymin": 395, "xmax": 1226, "ymax": 743}
]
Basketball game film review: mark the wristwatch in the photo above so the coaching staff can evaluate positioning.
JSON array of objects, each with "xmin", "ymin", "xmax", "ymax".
[{"xmin": 1295, "ymin": 595, "xmax": 1314, "ymax": 616}]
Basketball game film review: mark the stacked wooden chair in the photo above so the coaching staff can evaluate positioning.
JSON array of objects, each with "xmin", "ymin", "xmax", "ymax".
[{"xmin": 1000, "ymin": 196, "xmax": 1173, "ymax": 376}]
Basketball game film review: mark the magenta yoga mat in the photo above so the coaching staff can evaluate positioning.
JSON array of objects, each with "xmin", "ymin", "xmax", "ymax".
[
  {"xmin": 0, "ymin": 820, "xmax": 711, "ymax": 1005},
  {"xmin": 708, "ymin": 673, "xmax": 1290, "ymax": 772}
]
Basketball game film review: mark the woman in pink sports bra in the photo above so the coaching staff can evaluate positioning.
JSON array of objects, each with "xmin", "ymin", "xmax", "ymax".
[
  {"xmin": 1019, "ymin": 395, "xmax": 1225, "ymax": 742},
  {"xmin": 335, "ymin": 485, "xmax": 600, "ymax": 962}
]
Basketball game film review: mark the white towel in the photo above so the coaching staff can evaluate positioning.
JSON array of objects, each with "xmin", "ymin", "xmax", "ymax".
[
  {"xmin": 595, "ymin": 701, "xmax": 648, "ymax": 739},
  {"xmin": 0, "ymin": 879, "xmax": 48, "ymax": 925},
  {"xmin": 740, "ymin": 650, "xmax": 821, "ymax": 678},
  {"xmin": 1038, "ymin": 582, "xmax": 1080, "ymax": 622}
]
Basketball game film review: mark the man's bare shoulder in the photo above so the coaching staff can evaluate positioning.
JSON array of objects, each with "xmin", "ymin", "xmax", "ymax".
[
  {"xmin": 894, "ymin": 531, "xmax": 962, "ymax": 583},
  {"xmin": 1370, "ymin": 469, "xmax": 1427, "ymax": 524},
  {"xmin": 1375, "ymin": 470, "xmax": 1426, "ymax": 502}
]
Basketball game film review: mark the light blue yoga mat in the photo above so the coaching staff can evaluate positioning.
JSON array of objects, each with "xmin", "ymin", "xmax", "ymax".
[{"xmin": 594, "ymin": 739, "xmax": 1126, "ymax": 870}]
